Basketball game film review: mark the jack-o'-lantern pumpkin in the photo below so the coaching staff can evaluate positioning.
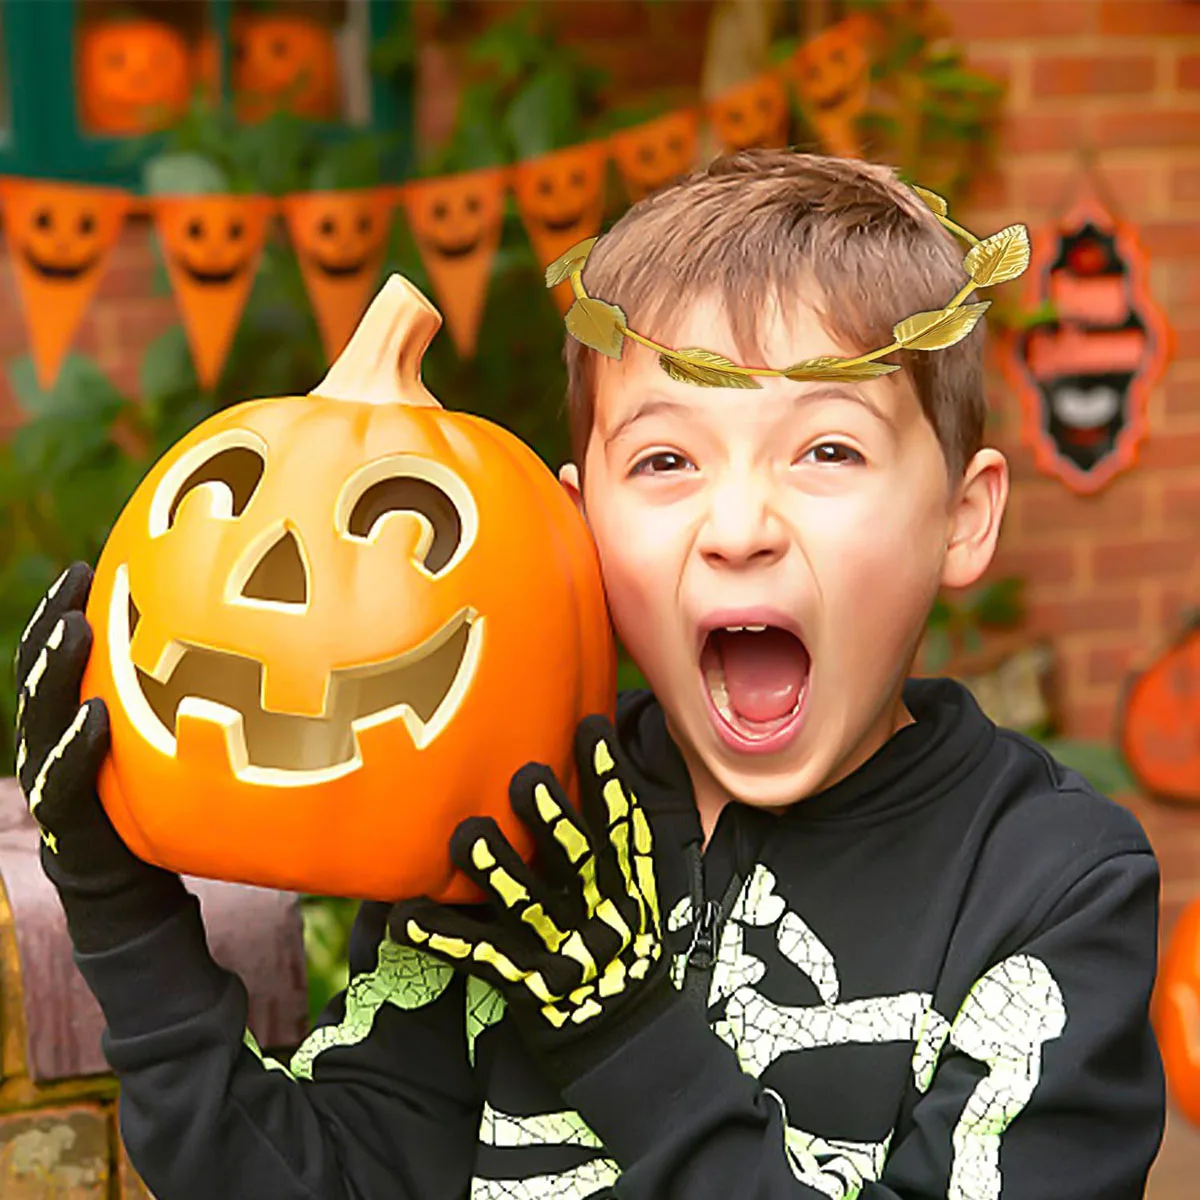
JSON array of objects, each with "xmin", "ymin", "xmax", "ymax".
[
  {"xmin": 290, "ymin": 194, "xmax": 388, "ymax": 279},
  {"xmin": 232, "ymin": 13, "xmax": 340, "ymax": 123},
  {"xmin": 610, "ymin": 110, "xmax": 698, "ymax": 201},
  {"xmin": 1155, "ymin": 895, "xmax": 1200, "ymax": 1125},
  {"xmin": 162, "ymin": 202, "xmax": 258, "ymax": 288},
  {"xmin": 708, "ymin": 73, "xmax": 789, "ymax": 153},
  {"xmin": 1120, "ymin": 617, "xmax": 1200, "ymax": 805},
  {"xmin": 81, "ymin": 274, "xmax": 616, "ymax": 903},
  {"xmin": 78, "ymin": 18, "xmax": 192, "ymax": 135}
]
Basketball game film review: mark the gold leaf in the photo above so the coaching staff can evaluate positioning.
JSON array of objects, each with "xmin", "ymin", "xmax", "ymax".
[
  {"xmin": 565, "ymin": 297, "xmax": 627, "ymax": 359},
  {"xmin": 545, "ymin": 238, "xmax": 598, "ymax": 288},
  {"xmin": 783, "ymin": 356, "xmax": 901, "ymax": 381},
  {"xmin": 963, "ymin": 224, "xmax": 1030, "ymax": 287},
  {"xmin": 911, "ymin": 185, "xmax": 949, "ymax": 216},
  {"xmin": 658, "ymin": 348, "xmax": 762, "ymax": 389},
  {"xmin": 893, "ymin": 301, "xmax": 990, "ymax": 351}
]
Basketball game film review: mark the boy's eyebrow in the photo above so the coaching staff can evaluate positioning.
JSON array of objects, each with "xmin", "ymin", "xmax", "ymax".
[{"xmin": 604, "ymin": 384, "xmax": 895, "ymax": 444}]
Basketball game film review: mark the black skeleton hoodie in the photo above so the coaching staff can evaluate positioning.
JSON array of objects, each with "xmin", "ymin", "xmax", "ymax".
[{"xmin": 74, "ymin": 678, "xmax": 1165, "ymax": 1199}]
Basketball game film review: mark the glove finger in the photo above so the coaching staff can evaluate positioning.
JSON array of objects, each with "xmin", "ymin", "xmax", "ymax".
[
  {"xmin": 15, "ymin": 563, "xmax": 93, "ymax": 691},
  {"xmin": 389, "ymin": 895, "xmax": 566, "ymax": 1009},
  {"xmin": 449, "ymin": 815, "xmax": 589, "ymax": 993},
  {"xmin": 573, "ymin": 715, "xmax": 661, "ymax": 942},
  {"xmin": 16, "ymin": 610, "xmax": 95, "ymax": 780},
  {"xmin": 508, "ymin": 762, "xmax": 593, "ymax": 908}
]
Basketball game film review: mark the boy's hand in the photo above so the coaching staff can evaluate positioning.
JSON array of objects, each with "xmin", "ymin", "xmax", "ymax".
[
  {"xmin": 388, "ymin": 716, "xmax": 676, "ymax": 1082},
  {"xmin": 14, "ymin": 562, "xmax": 186, "ymax": 953}
]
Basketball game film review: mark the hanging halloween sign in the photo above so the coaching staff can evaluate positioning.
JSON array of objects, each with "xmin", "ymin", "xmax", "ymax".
[
  {"xmin": 153, "ymin": 194, "xmax": 275, "ymax": 388},
  {"xmin": 0, "ymin": 178, "xmax": 131, "ymax": 389},
  {"xmin": 609, "ymin": 109, "xmax": 700, "ymax": 201},
  {"xmin": 1155, "ymin": 894, "xmax": 1200, "ymax": 1126},
  {"xmin": 1003, "ymin": 175, "xmax": 1172, "ymax": 494},
  {"xmin": 231, "ymin": 12, "xmax": 341, "ymax": 123},
  {"xmin": 400, "ymin": 167, "xmax": 508, "ymax": 358},
  {"xmin": 283, "ymin": 188, "xmax": 397, "ymax": 362},
  {"xmin": 80, "ymin": 274, "xmax": 616, "ymax": 904},
  {"xmin": 786, "ymin": 13, "xmax": 875, "ymax": 159},
  {"xmin": 514, "ymin": 141, "xmax": 608, "ymax": 314},
  {"xmin": 77, "ymin": 17, "xmax": 192, "ymax": 135},
  {"xmin": 708, "ymin": 72, "xmax": 790, "ymax": 154},
  {"xmin": 1119, "ymin": 614, "xmax": 1200, "ymax": 806}
]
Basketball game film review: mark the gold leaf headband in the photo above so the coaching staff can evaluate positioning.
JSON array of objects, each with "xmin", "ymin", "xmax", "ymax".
[{"xmin": 545, "ymin": 184, "xmax": 1030, "ymax": 387}]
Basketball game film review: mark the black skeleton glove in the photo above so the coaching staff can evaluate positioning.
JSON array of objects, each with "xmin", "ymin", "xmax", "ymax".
[
  {"xmin": 388, "ymin": 715, "xmax": 677, "ymax": 1086},
  {"xmin": 14, "ymin": 562, "xmax": 187, "ymax": 954}
]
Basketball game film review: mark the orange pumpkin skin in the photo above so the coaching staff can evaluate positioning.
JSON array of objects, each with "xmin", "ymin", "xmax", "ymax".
[
  {"xmin": 232, "ymin": 14, "xmax": 340, "ymax": 123},
  {"xmin": 79, "ymin": 19, "xmax": 192, "ymax": 135},
  {"xmin": 1120, "ymin": 621, "xmax": 1200, "ymax": 805},
  {"xmin": 80, "ymin": 345, "xmax": 615, "ymax": 904},
  {"xmin": 1154, "ymin": 896, "xmax": 1200, "ymax": 1125}
]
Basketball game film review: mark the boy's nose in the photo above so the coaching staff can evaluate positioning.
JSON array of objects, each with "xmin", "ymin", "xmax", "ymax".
[{"xmin": 696, "ymin": 477, "xmax": 789, "ymax": 568}]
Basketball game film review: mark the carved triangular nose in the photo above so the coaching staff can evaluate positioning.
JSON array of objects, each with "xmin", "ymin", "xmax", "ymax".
[{"xmin": 240, "ymin": 529, "xmax": 309, "ymax": 606}]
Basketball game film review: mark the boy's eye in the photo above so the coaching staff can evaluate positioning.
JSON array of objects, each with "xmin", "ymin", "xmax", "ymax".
[
  {"xmin": 631, "ymin": 451, "xmax": 693, "ymax": 476},
  {"xmin": 801, "ymin": 442, "xmax": 864, "ymax": 466}
]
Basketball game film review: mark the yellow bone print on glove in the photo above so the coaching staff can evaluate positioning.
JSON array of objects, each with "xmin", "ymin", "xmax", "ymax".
[{"xmin": 390, "ymin": 715, "xmax": 667, "ymax": 1038}]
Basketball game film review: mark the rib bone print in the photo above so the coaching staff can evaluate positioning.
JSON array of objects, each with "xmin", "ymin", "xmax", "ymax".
[{"xmin": 399, "ymin": 727, "xmax": 664, "ymax": 1032}]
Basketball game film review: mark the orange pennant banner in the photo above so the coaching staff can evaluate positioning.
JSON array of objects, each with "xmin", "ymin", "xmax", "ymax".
[
  {"xmin": 153, "ymin": 194, "xmax": 275, "ymax": 388},
  {"xmin": 708, "ymin": 72, "xmax": 790, "ymax": 154},
  {"xmin": 401, "ymin": 168, "xmax": 508, "ymax": 359},
  {"xmin": 610, "ymin": 109, "xmax": 700, "ymax": 202},
  {"xmin": 0, "ymin": 178, "xmax": 131, "ymax": 389},
  {"xmin": 283, "ymin": 187, "xmax": 397, "ymax": 363},
  {"xmin": 513, "ymin": 141, "xmax": 609, "ymax": 314},
  {"xmin": 786, "ymin": 14, "xmax": 875, "ymax": 159}
]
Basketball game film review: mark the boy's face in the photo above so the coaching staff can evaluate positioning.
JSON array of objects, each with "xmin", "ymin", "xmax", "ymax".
[{"xmin": 562, "ymin": 293, "xmax": 1006, "ymax": 812}]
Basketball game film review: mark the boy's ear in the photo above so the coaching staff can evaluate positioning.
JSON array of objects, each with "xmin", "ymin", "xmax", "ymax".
[
  {"xmin": 558, "ymin": 462, "xmax": 585, "ymax": 519},
  {"xmin": 941, "ymin": 449, "xmax": 1008, "ymax": 590}
]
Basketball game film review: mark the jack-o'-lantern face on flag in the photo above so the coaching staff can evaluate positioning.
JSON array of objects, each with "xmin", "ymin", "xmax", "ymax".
[
  {"xmin": 709, "ymin": 73, "xmax": 789, "ymax": 153},
  {"xmin": 610, "ymin": 110, "xmax": 698, "ymax": 201},
  {"xmin": 0, "ymin": 178, "xmax": 130, "ymax": 388},
  {"xmin": 786, "ymin": 13, "xmax": 874, "ymax": 158}
]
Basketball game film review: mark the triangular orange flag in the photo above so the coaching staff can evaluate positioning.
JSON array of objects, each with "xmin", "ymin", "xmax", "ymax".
[
  {"xmin": 400, "ymin": 167, "xmax": 507, "ymax": 358},
  {"xmin": 282, "ymin": 187, "xmax": 397, "ymax": 363},
  {"xmin": 610, "ymin": 109, "xmax": 700, "ymax": 202},
  {"xmin": 785, "ymin": 14, "xmax": 875, "ymax": 159},
  {"xmin": 708, "ymin": 72, "xmax": 790, "ymax": 154},
  {"xmin": 513, "ymin": 141, "xmax": 609, "ymax": 314},
  {"xmin": 0, "ymin": 178, "xmax": 131, "ymax": 389},
  {"xmin": 153, "ymin": 194, "xmax": 274, "ymax": 388}
]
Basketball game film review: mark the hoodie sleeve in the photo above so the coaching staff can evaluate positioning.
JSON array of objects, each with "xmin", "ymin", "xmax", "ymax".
[
  {"xmin": 561, "ymin": 850, "xmax": 1165, "ymax": 1199},
  {"xmin": 73, "ymin": 896, "xmax": 482, "ymax": 1200}
]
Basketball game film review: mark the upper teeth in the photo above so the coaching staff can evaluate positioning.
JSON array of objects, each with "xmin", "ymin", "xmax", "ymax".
[{"xmin": 725, "ymin": 625, "xmax": 767, "ymax": 632}]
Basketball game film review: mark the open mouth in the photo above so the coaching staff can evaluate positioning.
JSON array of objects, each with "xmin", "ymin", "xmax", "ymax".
[
  {"xmin": 108, "ymin": 565, "xmax": 482, "ymax": 784},
  {"xmin": 23, "ymin": 249, "xmax": 100, "ymax": 280},
  {"xmin": 429, "ymin": 238, "xmax": 483, "ymax": 259},
  {"xmin": 174, "ymin": 257, "xmax": 243, "ymax": 286},
  {"xmin": 540, "ymin": 212, "xmax": 587, "ymax": 233},
  {"xmin": 813, "ymin": 87, "xmax": 853, "ymax": 113},
  {"xmin": 309, "ymin": 254, "xmax": 370, "ymax": 278},
  {"xmin": 700, "ymin": 622, "xmax": 810, "ymax": 752}
]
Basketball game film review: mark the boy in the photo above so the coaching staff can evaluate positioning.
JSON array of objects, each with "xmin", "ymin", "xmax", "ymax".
[{"xmin": 14, "ymin": 151, "xmax": 1164, "ymax": 1199}]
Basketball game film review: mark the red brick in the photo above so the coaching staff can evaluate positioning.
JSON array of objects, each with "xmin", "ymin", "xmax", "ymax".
[
  {"xmin": 1156, "ymin": 585, "xmax": 1200, "ymax": 627},
  {"xmin": 1180, "ymin": 53, "xmax": 1200, "ymax": 91},
  {"xmin": 1031, "ymin": 54, "xmax": 1156, "ymax": 98},
  {"xmin": 1001, "ymin": 111, "xmax": 1090, "ymax": 154},
  {"xmin": 1016, "ymin": 480, "xmax": 1148, "ymax": 537},
  {"xmin": 1100, "ymin": 0, "xmax": 1200, "ymax": 36},
  {"xmin": 1169, "ymin": 164, "xmax": 1200, "ymax": 203},
  {"xmin": 1162, "ymin": 479, "xmax": 1200, "ymax": 524},
  {"xmin": 1091, "ymin": 536, "xmax": 1197, "ymax": 579},
  {"xmin": 1162, "ymin": 377, "xmax": 1200, "ymax": 420},
  {"xmin": 1026, "ymin": 592, "xmax": 1141, "ymax": 637},
  {"xmin": 990, "ymin": 542, "xmax": 1082, "ymax": 587},
  {"xmin": 1139, "ymin": 428, "xmax": 1200, "ymax": 470},
  {"xmin": 949, "ymin": 1, "xmax": 1095, "ymax": 40},
  {"xmin": 1084, "ymin": 643, "xmax": 1140, "ymax": 687},
  {"xmin": 1063, "ymin": 698, "xmax": 1121, "ymax": 741},
  {"xmin": 1138, "ymin": 221, "xmax": 1200, "ymax": 259},
  {"xmin": 1097, "ymin": 110, "xmax": 1200, "ymax": 150}
]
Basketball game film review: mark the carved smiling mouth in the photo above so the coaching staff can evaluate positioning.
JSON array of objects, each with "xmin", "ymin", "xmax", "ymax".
[
  {"xmin": 309, "ymin": 253, "xmax": 370, "ymax": 278},
  {"xmin": 23, "ymin": 249, "xmax": 100, "ymax": 280},
  {"xmin": 539, "ymin": 212, "xmax": 587, "ymax": 233},
  {"xmin": 173, "ymin": 257, "xmax": 243, "ymax": 286},
  {"xmin": 108, "ymin": 565, "xmax": 483, "ymax": 783},
  {"xmin": 429, "ymin": 238, "xmax": 482, "ymax": 259}
]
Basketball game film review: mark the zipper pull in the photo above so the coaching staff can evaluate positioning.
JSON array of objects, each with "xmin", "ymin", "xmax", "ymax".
[{"xmin": 685, "ymin": 899, "xmax": 720, "ymax": 971}]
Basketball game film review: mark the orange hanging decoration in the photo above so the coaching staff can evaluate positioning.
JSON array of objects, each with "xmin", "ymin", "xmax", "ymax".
[
  {"xmin": 0, "ymin": 178, "xmax": 131, "ymax": 389},
  {"xmin": 153, "ymin": 195, "xmax": 275, "ymax": 389},
  {"xmin": 232, "ymin": 12, "xmax": 341, "ymax": 123},
  {"xmin": 80, "ymin": 273, "xmax": 616, "ymax": 903},
  {"xmin": 514, "ymin": 141, "xmax": 609, "ymax": 314},
  {"xmin": 283, "ymin": 188, "xmax": 397, "ymax": 363},
  {"xmin": 786, "ymin": 14, "xmax": 875, "ymax": 159},
  {"xmin": 610, "ymin": 109, "xmax": 699, "ymax": 202},
  {"xmin": 708, "ymin": 72, "xmax": 790, "ymax": 154},
  {"xmin": 1155, "ymin": 895, "xmax": 1200, "ymax": 1126},
  {"xmin": 400, "ymin": 167, "xmax": 508, "ymax": 358}
]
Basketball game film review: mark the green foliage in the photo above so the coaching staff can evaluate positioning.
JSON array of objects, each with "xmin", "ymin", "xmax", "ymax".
[{"xmin": 923, "ymin": 578, "xmax": 1026, "ymax": 673}]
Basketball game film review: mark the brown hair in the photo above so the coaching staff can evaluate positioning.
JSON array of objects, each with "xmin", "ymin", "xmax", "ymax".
[{"xmin": 563, "ymin": 150, "xmax": 985, "ymax": 479}]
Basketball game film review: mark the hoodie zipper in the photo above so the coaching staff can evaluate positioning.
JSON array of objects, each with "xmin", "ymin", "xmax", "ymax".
[{"xmin": 681, "ymin": 840, "xmax": 743, "ymax": 1012}]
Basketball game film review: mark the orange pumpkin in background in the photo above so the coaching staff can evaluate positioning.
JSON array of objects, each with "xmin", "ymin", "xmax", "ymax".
[
  {"xmin": 232, "ymin": 12, "xmax": 341, "ymax": 123},
  {"xmin": 81, "ymin": 275, "xmax": 616, "ymax": 903},
  {"xmin": 1155, "ymin": 895, "xmax": 1200, "ymax": 1125},
  {"xmin": 78, "ymin": 18, "xmax": 192, "ymax": 135},
  {"xmin": 1120, "ymin": 617, "xmax": 1200, "ymax": 805}
]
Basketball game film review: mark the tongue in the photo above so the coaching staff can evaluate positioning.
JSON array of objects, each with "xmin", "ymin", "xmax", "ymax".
[{"xmin": 714, "ymin": 628, "xmax": 809, "ymax": 723}]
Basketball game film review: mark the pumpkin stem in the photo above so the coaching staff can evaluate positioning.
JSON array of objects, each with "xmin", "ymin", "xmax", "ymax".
[{"xmin": 310, "ymin": 274, "xmax": 443, "ymax": 407}]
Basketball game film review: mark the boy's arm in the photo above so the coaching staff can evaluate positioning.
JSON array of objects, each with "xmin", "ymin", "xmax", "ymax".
[
  {"xmin": 560, "ymin": 846, "xmax": 1164, "ymax": 1200},
  {"xmin": 16, "ymin": 565, "xmax": 481, "ymax": 1200}
]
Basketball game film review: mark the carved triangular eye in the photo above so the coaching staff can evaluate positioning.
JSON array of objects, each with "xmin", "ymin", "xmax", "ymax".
[{"xmin": 347, "ymin": 475, "xmax": 462, "ymax": 573}]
